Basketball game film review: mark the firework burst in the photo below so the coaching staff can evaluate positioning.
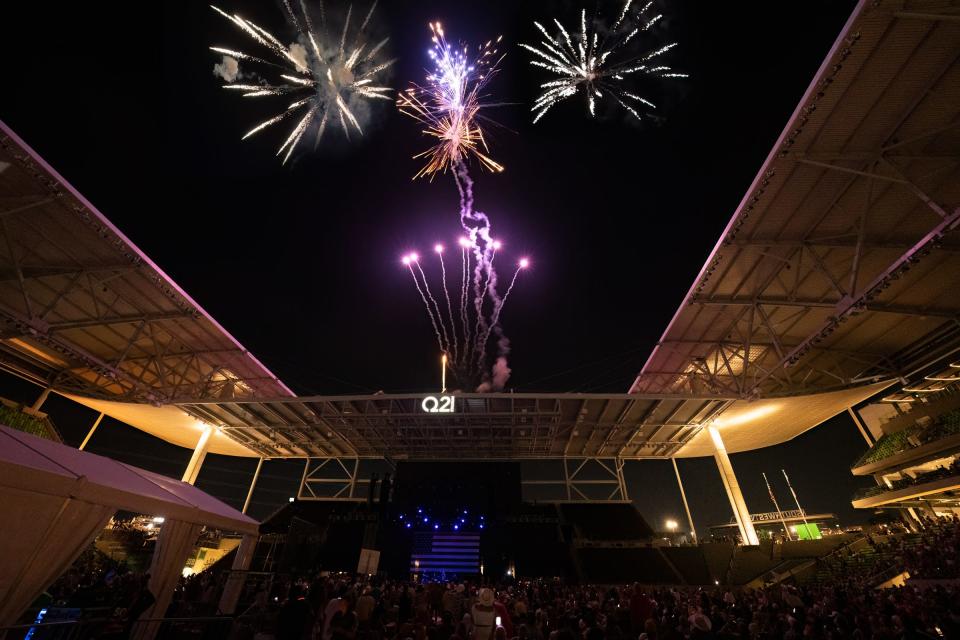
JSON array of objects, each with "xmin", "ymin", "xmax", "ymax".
[
  {"xmin": 397, "ymin": 23, "xmax": 505, "ymax": 180},
  {"xmin": 521, "ymin": 0, "xmax": 686, "ymax": 123},
  {"xmin": 210, "ymin": 1, "xmax": 395, "ymax": 163}
]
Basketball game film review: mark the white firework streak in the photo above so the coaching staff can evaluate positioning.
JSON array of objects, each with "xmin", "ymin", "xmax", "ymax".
[
  {"xmin": 478, "ymin": 264, "xmax": 523, "ymax": 355},
  {"xmin": 210, "ymin": 1, "xmax": 394, "ymax": 163},
  {"xmin": 521, "ymin": 0, "xmax": 685, "ymax": 123},
  {"xmin": 407, "ymin": 265, "xmax": 445, "ymax": 354},
  {"xmin": 415, "ymin": 261, "xmax": 451, "ymax": 355},
  {"xmin": 437, "ymin": 250, "xmax": 459, "ymax": 366},
  {"xmin": 459, "ymin": 246, "xmax": 471, "ymax": 367}
]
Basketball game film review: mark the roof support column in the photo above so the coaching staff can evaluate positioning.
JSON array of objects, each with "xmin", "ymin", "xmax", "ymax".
[
  {"xmin": 181, "ymin": 425, "xmax": 214, "ymax": 485},
  {"xmin": 78, "ymin": 412, "xmax": 105, "ymax": 451},
  {"xmin": 242, "ymin": 457, "xmax": 265, "ymax": 515},
  {"xmin": 708, "ymin": 425, "xmax": 759, "ymax": 545},
  {"xmin": 846, "ymin": 407, "xmax": 874, "ymax": 446},
  {"xmin": 671, "ymin": 457, "xmax": 697, "ymax": 544},
  {"xmin": 31, "ymin": 386, "xmax": 52, "ymax": 411}
]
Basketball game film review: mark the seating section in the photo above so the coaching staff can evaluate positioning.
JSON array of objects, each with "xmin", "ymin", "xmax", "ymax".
[
  {"xmin": 853, "ymin": 408, "xmax": 960, "ymax": 469},
  {"xmin": 0, "ymin": 400, "xmax": 63, "ymax": 443}
]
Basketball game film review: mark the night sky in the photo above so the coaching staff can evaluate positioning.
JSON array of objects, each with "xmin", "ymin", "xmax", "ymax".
[{"xmin": 0, "ymin": 0, "xmax": 877, "ymax": 532}]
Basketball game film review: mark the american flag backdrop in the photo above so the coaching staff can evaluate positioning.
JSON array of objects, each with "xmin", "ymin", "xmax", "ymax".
[{"xmin": 410, "ymin": 531, "xmax": 481, "ymax": 574}]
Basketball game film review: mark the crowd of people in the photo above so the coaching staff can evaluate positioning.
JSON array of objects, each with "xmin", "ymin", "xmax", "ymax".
[
  {"xmin": 32, "ymin": 517, "xmax": 960, "ymax": 639},
  {"xmin": 876, "ymin": 517, "xmax": 960, "ymax": 580},
  {"xmin": 250, "ymin": 570, "xmax": 960, "ymax": 640}
]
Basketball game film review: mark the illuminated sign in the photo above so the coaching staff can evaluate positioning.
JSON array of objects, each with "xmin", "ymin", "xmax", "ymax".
[
  {"xmin": 421, "ymin": 395, "xmax": 455, "ymax": 413},
  {"xmin": 750, "ymin": 509, "xmax": 806, "ymax": 523}
]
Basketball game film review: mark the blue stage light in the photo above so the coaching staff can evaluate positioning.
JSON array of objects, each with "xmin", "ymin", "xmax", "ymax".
[
  {"xmin": 406, "ymin": 522, "xmax": 412, "ymax": 529},
  {"xmin": 454, "ymin": 524, "xmax": 460, "ymax": 530},
  {"xmin": 479, "ymin": 523, "xmax": 485, "ymax": 529},
  {"xmin": 433, "ymin": 523, "xmax": 439, "ymax": 530},
  {"xmin": 423, "ymin": 517, "xmax": 429, "ymax": 523}
]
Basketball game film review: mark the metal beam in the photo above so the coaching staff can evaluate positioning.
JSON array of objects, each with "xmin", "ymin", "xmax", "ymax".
[
  {"xmin": 893, "ymin": 11, "xmax": 960, "ymax": 23},
  {"xmin": 0, "ymin": 265, "xmax": 136, "ymax": 284},
  {"xmin": 46, "ymin": 311, "xmax": 196, "ymax": 331},
  {"xmin": 796, "ymin": 158, "xmax": 908, "ymax": 184},
  {"xmin": 753, "ymin": 206, "xmax": 960, "ymax": 390},
  {"xmin": 0, "ymin": 196, "xmax": 55, "ymax": 219},
  {"xmin": 692, "ymin": 296, "xmax": 959, "ymax": 319}
]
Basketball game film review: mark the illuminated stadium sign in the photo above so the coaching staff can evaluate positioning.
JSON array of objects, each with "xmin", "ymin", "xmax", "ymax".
[
  {"xmin": 750, "ymin": 510, "xmax": 806, "ymax": 522},
  {"xmin": 421, "ymin": 395, "xmax": 455, "ymax": 414}
]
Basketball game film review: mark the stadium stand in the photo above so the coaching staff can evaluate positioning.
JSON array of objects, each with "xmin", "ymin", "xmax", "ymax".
[{"xmin": 558, "ymin": 504, "xmax": 654, "ymax": 541}]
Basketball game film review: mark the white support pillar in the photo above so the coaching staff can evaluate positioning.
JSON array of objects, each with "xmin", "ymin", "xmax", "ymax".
[
  {"xmin": 671, "ymin": 457, "xmax": 697, "ymax": 544},
  {"xmin": 847, "ymin": 407, "xmax": 874, "ymax": 446},
  {"xmin": 242, "ymin": 457, "xmax": 265, "ymax": 515},
  {"xmin": 181, "ymin": 425, "xmax": 214, "ymax": 485},
  {"xmin": 31, "ymin": 386, "xmax": 52, "ymax": 411},
  {"xmin": 78, "ymin": 412, "xmax": 105, "ymax": 451},
  {"xmin": 708, "ymin": 426, "xmax": 759, "ymax": 546}
]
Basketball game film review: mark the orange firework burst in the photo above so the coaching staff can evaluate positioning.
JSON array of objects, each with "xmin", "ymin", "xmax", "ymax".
[{"xmin": 397, "ymin": 22, "xmax": 505, "ymax": 180}]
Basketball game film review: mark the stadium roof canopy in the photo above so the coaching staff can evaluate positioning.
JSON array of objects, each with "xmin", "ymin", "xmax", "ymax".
[
  {"xmin": 0, "ymin": 124, "xmax": 293, "ymax": 406},
  {"xmin": 630, "ymin": 0, "xmax": 960, "ymax": 401},
  {"xmin": 0, "ymin": 0, "xmax": 958, "ymax": 461}
]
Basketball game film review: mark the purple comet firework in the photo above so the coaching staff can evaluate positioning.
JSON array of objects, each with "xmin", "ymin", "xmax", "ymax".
[{"xmin": 400, "ymin": 237, "xmax": 529, "ymax": 390}]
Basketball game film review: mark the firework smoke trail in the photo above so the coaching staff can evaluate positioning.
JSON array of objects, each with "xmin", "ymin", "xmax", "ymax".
[
  {"xmin": 473, "ymin": 242, "xmax": 504, "ymax": 368},
  {"xmin": 470, "ymin": 248, "xmax": 489, "ymax": 371},
  {"xmin": 414, "ymin": 260, "xmax": 451, "ymax": 355},
  {"xmin": 490, "ymin": 261, "xmax": 527, "ymax": 329},
  {"xmin": 405, "ymin": 257, "xmax": 444, "ymax": 353},
  {"xmin": 435, "ymin": 245, "xmax": 459, "ymax": 365},
  {"xmin": 210, "ymin": 1, "xmax": 395, "ymax": 163},
  {"xmin": 521, "ymin": 1, "xmax": 686, "ymax": 123},
  {"xmin": 477, "ymin": 259, "xmax": 525, "ymax": 366},
  {"xmin": 458, "ymin": 241, "xmax": 472, "ymax": 367}
]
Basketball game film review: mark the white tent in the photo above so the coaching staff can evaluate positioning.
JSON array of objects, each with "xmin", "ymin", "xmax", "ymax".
[{"xmin": 0, "ymin": 425, "xmax": 259, "ymax": 632}]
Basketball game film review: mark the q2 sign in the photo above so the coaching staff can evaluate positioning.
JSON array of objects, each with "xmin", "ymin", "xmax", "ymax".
[{"xmin": 421, "ymin": 395, "xmax": 455, "ymax": 414}]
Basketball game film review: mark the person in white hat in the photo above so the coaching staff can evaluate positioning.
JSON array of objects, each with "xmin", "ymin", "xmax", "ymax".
[{"xmin": 472, "ymin": 588, "xmax": 497, "ymax": 640}]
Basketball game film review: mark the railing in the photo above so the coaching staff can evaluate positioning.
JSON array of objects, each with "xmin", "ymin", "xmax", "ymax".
[
  {"xmin": 853, "ymin": 463, "xmax": 960, "ymax": 501},
  {"xmin": 852, "ymin": 485, "xmax": 887, "ymax": 500}
]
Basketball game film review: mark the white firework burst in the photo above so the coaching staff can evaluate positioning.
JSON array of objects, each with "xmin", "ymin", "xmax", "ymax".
[
  {"xmin": 520, "ymin": 0, "xmax": 687, "ymax": 123},
  {"xmin": 210, "ymin": 1, "xmax": 394, "ymax": 163}
]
